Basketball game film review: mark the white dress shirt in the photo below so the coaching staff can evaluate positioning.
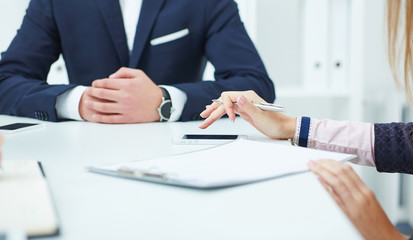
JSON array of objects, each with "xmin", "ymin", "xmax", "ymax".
[{"xmin": 55, "ymin": 0, "xmax": 187, "ymax": 121}]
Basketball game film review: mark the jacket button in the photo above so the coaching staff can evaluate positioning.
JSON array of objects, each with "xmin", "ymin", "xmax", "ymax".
[
  {"xmin": 43, "ymin": 112, "xmax": 49, "ymax": 121},
  {"xmin": 35, "ymin": 111, "xmax": 49, "ymax": 121}
]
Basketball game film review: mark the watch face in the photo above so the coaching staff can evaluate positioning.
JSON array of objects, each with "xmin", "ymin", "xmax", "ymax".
[{"xmin": 160, "ymin": 100, "xmax": 172, "ymax": 119}]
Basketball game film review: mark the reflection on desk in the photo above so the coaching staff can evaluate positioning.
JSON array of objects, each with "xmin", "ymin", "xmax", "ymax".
[{"xmin": 0, "ymin": 115, "xmax": 362, "ymax": 240}]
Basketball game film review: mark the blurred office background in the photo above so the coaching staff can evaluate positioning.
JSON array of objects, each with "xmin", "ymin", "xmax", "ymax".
[{"xmin": 0, "ymin": 0, "xmax": 411, "ymax": 234}]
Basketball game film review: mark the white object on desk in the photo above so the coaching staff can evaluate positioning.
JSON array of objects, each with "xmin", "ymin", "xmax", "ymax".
[
  {"xmin": 89, "ymin": 139, "xmax": 356, "ymax": 189},
  {"xmin": 0, "ymin": 161, "xmax": 59, "ymax": 237}
]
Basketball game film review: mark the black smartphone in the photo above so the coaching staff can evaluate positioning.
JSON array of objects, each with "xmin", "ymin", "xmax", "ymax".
[
  {"xmin": 173, "ymin": 134, "xmax": 247, "ymax": 145},
  {"xmin": 0, "ymin": 123, "xmax": 45, "ymax": 135}
]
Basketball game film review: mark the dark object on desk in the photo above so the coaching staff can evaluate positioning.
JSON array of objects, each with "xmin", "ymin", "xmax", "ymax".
[
  {"xmin": 173, "ymin": 134, "xmax": 247, "ymax": 145},
  {"xmin": 0, "ymin": 123, "xmax": 45, "ymax": 135}
]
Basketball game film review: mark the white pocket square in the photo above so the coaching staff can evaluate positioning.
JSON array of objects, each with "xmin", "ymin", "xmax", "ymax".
[{"xmin": 150, "ymin": 28, "xmax": 189, "ymax": 46}]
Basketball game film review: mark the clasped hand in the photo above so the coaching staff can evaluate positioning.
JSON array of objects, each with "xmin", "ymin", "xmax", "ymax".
[{"xmin": 79, "ymin": 68, "xmax": 163, "ymax": 124}]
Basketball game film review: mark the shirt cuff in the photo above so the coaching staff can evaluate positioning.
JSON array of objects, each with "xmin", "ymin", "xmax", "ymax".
[
  {"xmin": 55, "ymin": 86, "xmax": 88, "ymax": 121},
  {"xmin": 308, "ymin": 118, "xmax": 375, "ymax": 167},
  {"xmin": 293, "ymin": 116, "xmax": 312, "ymax": 147},
  {"xmin": 159, "ymin": 85, "xmax": 187, "ymax": 122}
]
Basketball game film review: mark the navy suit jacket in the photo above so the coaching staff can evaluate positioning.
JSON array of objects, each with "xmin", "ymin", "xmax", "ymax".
[{"xmin": 0, "ymin": 0, "xmax": 275, "ymax": 122}]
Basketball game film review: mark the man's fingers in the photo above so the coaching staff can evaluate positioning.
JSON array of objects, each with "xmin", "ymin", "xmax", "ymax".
[
  {"xmin": 86, "ymin": 87, "xmax": 121, "ymax": 102},
  {"xmin": 86, "ymin": 100, "xmax": 120, "ymax": 114},
  {"xmin": 92, "ymin": 78, "xmax": 132, "ymax": 90},
  {"xmin": 109, "ymin": 67, "xmax": 142, "ymax": 79},
  {"xmin": 91, "ymin": 113, "xmax": 126, "ymax": 124}
]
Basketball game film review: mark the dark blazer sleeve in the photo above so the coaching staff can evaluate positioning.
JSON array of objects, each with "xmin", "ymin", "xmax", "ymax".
[
  {"xmin": 173, "ymin": 0, "xmax": 275, "ymax": 121},
  {"xmin": 0, "ymin": 0, "xmax": 76, "ymax": 122},
  {"xmin": 374, "ymin": 122, "xmax": 413, "ymax": 174}
]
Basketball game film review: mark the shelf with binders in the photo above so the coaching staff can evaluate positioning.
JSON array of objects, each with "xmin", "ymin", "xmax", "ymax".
[{"xmin": 251, "ymin": 0, "xmax": 360, "ymax": 121}]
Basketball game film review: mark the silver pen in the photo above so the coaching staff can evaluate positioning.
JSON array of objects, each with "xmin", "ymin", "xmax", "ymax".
[{"xmin": 212, "ymin": 99, "xmax": 285, "ymax": 112}]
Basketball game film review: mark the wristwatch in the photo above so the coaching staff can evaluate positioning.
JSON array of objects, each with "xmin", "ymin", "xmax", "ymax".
[{"xmin": 158, "ymin": 87, "xmax": 173, "ymax": 122}]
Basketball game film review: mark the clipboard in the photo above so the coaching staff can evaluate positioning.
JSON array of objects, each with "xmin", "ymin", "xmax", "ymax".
[
  {"xmin": 88, "ymin": 139, "xmax": 356, "ymax": 189},
  {"xmin": 0, "ymin": 161, "xmax": 59, "ymax": 237}
]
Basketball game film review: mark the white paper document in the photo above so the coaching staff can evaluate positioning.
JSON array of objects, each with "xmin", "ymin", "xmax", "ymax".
[{"xmin": 88, "ymin": 139, "xmax": 356, "ymax": 189}]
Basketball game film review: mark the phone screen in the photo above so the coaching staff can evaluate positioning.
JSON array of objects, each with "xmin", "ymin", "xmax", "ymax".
[
  {"xmin": 0, "ymin": 123, "xmax": 39, "ymax": 130},
  {"xmin": 182, "ymin": 134, "xmax": 239, "ymax": 140}
]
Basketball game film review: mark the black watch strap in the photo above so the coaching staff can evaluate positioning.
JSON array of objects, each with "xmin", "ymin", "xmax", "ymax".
[
  {"xmin": 160, "ymin": 87, "xmax": 171, "ymax": 101},
  {"xmin": 158, "ymin": 87, "xmax": 173, "ymax": 122}
]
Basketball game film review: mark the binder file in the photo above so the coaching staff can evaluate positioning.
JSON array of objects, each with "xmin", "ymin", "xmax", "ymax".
[
  {"xmin": 302, "ymin": 0, "xmax": 329, "ymax": 90},
  {"xmin": 329, "ymin": 0, "xmax": 350, "ymax": 90}
]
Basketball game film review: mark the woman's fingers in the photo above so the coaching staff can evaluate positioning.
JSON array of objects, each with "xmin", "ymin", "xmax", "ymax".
[
  {"xmin": 199, "ymin": 105, "xmax": 227, "ymax": 129},
  {"xmin": 307, "ymin": 160, "xmax": 357, "ymax": 212}
]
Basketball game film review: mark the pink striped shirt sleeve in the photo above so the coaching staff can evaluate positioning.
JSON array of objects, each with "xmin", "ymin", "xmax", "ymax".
[{"xmin": 300, "ymin": 118, "xmax": 376, "ymax": 166}]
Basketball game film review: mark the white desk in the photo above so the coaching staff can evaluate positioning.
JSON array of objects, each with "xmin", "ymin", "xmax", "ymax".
[{"xmin": 0, "ymin": 115, "xmax": 362, "ymax": 240}]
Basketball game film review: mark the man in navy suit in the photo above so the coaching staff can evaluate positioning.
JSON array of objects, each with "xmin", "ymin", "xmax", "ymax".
[{"xmin": 0, "ymin": 0, "xmax": 275, "ymax": 123}]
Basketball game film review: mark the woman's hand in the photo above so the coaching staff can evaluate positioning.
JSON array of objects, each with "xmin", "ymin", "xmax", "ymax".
[
  {"xmin": 308, "ymin": 159, "xmax": 407, "ymax": 240},
  {"xmin": 199, "ymin": 91, "xmax": 296, "ymax": 140}
]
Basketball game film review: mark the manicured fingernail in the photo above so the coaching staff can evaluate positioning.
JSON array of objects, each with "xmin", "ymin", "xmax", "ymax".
[
  {"xmin": 238, "ymin": 95, "xmax": 246, "ymax": 105},
  {"xmin": 307, "ymin": 160, "xmax": 316, "ymax": 167}
]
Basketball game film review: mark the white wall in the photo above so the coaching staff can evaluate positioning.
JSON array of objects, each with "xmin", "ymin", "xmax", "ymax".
[
  {"xmin": 0, "ymin": 0, "xmax": 29, "ymax": 52},
  {"xmin": 256, "ymin": 0, "xmax": 303, "ymax": 89}
]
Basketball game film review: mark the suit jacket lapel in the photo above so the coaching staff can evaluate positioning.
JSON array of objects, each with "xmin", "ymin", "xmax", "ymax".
[
  {"xmin": 129, "ymin": 0, "xmax": 166, "ymax": 68},
  {"xmin": 95, "ymin": 0, "xmax": 130, "ymax": 67}
]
